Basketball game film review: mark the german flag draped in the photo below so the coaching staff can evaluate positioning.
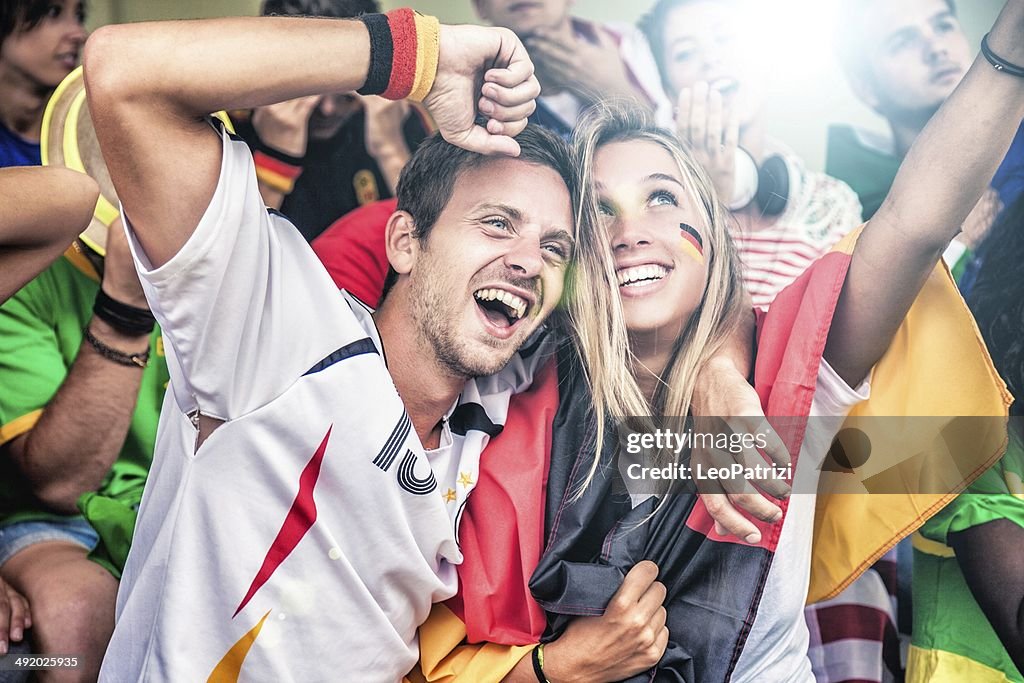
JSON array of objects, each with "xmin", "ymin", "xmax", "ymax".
[{"xmin": 809, "ymin": 235, "xmax": 1011, "ymax": 602}]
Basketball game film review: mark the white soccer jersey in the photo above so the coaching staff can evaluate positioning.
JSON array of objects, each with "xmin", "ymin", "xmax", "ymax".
[
  {"xmin": 732, "ymin": 359, "xmax": 871, "ymax": 683},
  {"xmin": 100, "ymin": 127, "xmax": 545, "ymax": 682}
]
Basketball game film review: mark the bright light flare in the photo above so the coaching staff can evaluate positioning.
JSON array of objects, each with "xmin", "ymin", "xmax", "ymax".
[{"xmin": 732, "ymin": 0, "xmax": 842, "ymax": 85}]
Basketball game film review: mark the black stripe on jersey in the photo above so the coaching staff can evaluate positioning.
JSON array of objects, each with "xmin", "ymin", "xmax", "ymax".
[
  {"xmin": 397, "ymin": 450, "xmax": 437, "ymax": 495},
  {"xmin": 449, "ymin": 402, "xmax": 503, "ymax": 437},
  {"xmin": 304, "ymin": 337, "xmax": 378, "ymax": 376},
  {"xmin": 373, "ymin": 411, "xmax": 411, "ymax": 472}
]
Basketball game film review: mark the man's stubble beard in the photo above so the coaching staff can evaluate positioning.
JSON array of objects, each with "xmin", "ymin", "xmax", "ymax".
[{"xmin": 408, "ymin": 259, "xmax": 520, "ymax": 381}]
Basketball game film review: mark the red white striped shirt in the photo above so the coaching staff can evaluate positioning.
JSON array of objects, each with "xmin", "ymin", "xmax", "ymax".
[{"xmin": 733, "ymin": 160, "xmax": 862, "ymax": 309}]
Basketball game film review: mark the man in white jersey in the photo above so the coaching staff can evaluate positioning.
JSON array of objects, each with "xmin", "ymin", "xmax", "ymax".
[
  {"xmin": 83, "ymin": 6, "xmax": 801, "ymax": 678},
  {"xmin": 81, "ymin": 11, "xmax": 600, "ymax": 681}
]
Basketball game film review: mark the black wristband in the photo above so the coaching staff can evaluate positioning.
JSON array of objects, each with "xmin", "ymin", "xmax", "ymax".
[
  {"xmin": 93, "ymin": 288, "xmax": 155, "ymax": 337},
  {"xmin": 83, "ymin": 327, "xmax": 150, "ymax": 368},
  {"xmin": 357, "ymin": 13, "xmax": 394, "ymax": 96},
  {"xmin": 981, "ymin": 33, "xmax": 1024, "ymax": 78},
  {"xmin": 531, "ymin": 645, "xmax": 549, "ymax": 683}
]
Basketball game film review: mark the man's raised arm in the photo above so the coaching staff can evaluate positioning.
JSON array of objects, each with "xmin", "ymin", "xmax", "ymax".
[
  {"xmin": 83, "ymin": 14, "xmax": 537, "ymax": 268},
  {"xmin": 825, "ymin": 0, "xmax": 1024, "ymax": 385}
]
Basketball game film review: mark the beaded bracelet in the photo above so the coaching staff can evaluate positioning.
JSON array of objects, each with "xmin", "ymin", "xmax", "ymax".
[
  {"xmin": 358, "ymin": 9, "xmax": 440, "ymax": 102},
  {"xmin": 83, "ymin": 327, "xmax": 150, "ymax": 368}
]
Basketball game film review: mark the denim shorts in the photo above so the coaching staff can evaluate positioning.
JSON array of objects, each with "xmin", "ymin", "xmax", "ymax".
[{"xmin": 0, "ymin": 517, "xmax": 98, "ymax": 568}]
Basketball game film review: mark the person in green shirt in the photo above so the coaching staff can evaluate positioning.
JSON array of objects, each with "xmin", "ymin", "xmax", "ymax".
[
  {"xmin": 0, "ymin": 214, "xmax": 169, "ymax": 680},
  {"xmin": 910, "ymin": 433, "xmax": 1024, "ymax": 682},
  {"xmin": 828, "ymin": 0, "xmax": 1018, "ymax": 282},
  {"xmin": 0, "ymin": 162, "xmax": 100, "ymax": 666},
  {"xmin": 0, "ymin": 92, "xmax": 170, "ymax": 681},
  {"xmin": 829, "ymin": 0, "xmax": 973, "ymax": 220}
]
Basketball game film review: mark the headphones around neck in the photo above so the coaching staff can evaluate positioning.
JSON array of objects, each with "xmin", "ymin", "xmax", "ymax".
[{"xmin": 728, "ymin": 147, "xmax": 802, "ymax": 217}]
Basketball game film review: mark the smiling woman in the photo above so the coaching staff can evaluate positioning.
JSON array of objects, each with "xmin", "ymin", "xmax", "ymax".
[
  {"xmin": 532, "ymin": 32, "xmax": 1024, "ymax": 669},
  {"xmin": 579, "ymin": 103, "xmax": 746, "ymax": 440}
]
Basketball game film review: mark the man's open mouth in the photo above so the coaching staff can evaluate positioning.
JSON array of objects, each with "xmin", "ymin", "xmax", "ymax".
[
  {"xmin": 617, "ymin": 265, "xmax": 669, "ymax": 288},
  {"xmin": 474, "ymin": 288, "xmax": 530, "ymax": 328}
]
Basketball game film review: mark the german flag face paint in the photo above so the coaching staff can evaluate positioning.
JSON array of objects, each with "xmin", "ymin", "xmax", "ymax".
[{"xmin": 679, "ymin": 223, "xmax": 705, "ymax": 265}]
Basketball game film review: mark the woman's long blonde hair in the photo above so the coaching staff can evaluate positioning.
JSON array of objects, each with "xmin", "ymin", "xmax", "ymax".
[{"xmin": 567, "ymin": 101, "xmax": 747, "ymax": 490}]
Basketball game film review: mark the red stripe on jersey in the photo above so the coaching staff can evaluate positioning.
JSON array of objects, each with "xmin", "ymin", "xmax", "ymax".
[{"xmin": 235, "ymin": 425, "xmax": 333, "ymax": 617}]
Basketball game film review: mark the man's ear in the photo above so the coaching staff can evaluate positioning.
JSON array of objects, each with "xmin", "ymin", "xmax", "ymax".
[{"xmin": 385, "ymin": 210, "xmax": 419, "ymax": 276}]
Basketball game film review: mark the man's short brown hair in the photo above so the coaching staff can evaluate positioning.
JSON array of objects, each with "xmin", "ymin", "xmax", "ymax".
[{"xmin": 379, "ymin": 124, "xmax": 578, "ymax": 303}]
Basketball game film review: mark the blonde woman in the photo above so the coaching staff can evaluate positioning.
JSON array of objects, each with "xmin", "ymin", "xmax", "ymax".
[
  {"xmin": 524, "ymin": 4, "xmax": 1024, "ymax": 683},
  {"xmin": 397, "ymin": 5, "xmax": 1024, "ymax": 682},
  {"xmin": 529, "ymin": 101, "xmax": 872, "ymax": 683}
]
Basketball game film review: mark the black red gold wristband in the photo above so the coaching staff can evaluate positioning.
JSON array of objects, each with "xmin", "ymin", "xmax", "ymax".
[
  {"xmin": 357, "ymin": 9, "xmax": 440, "ymax": 102},
  {"xmin": 253, "ymin": 149, "xmax": 303, "ymax": 194}
]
